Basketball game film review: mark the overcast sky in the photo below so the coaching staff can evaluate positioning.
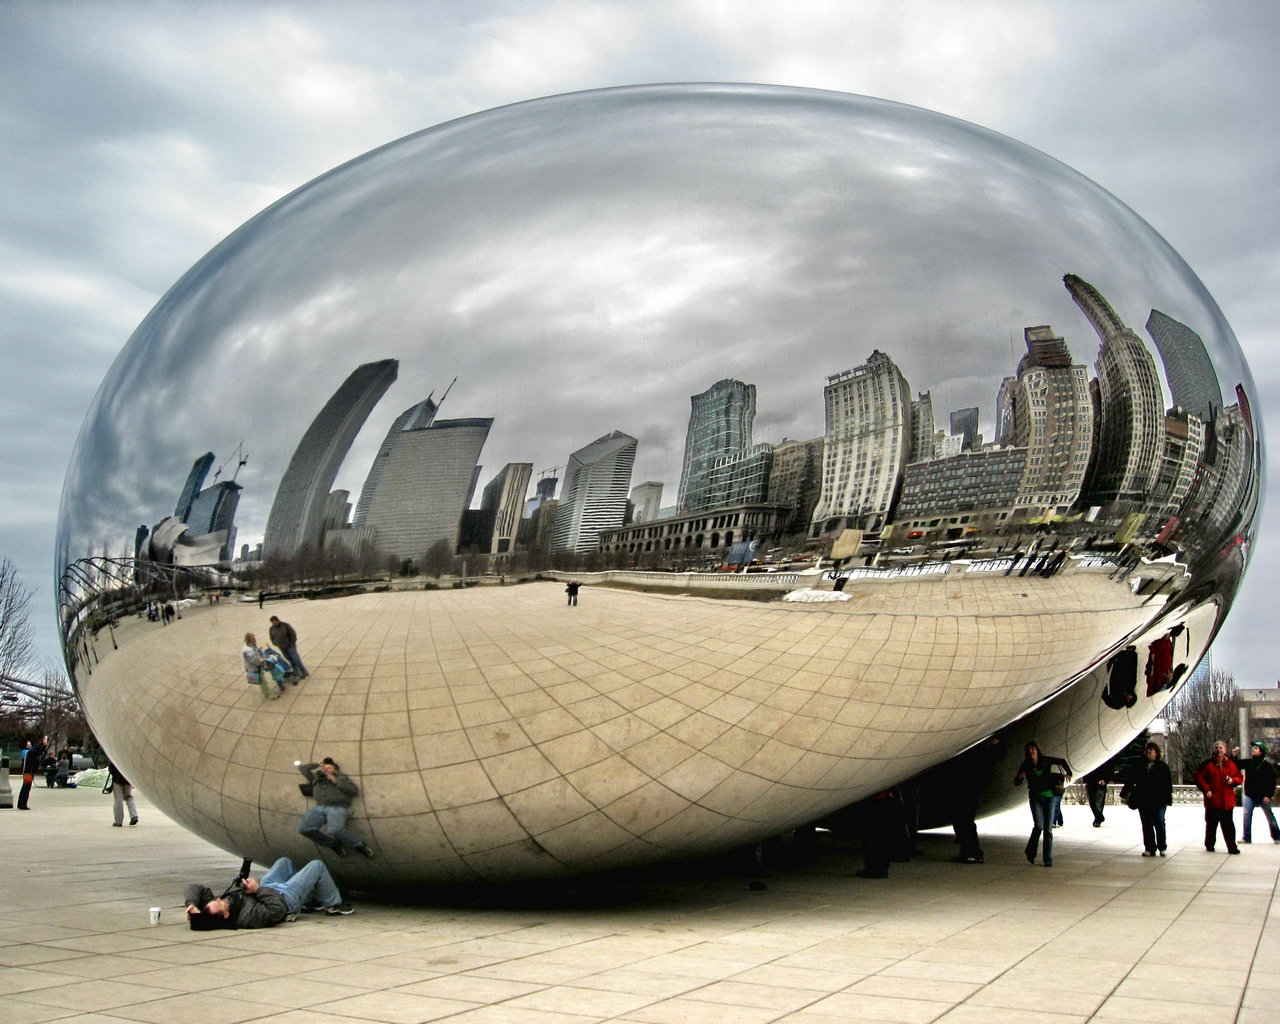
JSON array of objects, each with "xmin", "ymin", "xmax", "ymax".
[{"xmin": 4, "ymin": 0, "xmax": 1277, "ymax": 683}]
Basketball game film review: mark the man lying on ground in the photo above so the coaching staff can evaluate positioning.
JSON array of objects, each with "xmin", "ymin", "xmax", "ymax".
[{"xmin": 185, "ymin": 857, "xmax": 354, "ymax": 928}]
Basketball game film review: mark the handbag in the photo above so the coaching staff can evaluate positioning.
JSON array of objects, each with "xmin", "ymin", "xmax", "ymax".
[
  {"xmin": 22, "ymin": 772, "xmax": 33, "ymax": 786},
  {"xmin": 1049, "ymin": 771, "xmax": 1066, "ymax": 796},
  {"xmin": 103, "ymin": 777, "xmax": 114, "ymax": 795}
]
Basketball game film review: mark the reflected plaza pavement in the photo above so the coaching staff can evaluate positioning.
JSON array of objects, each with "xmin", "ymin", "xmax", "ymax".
[{"xmin": 3, "ymin": 784, "xmax": 1278, "ymax": 1024}]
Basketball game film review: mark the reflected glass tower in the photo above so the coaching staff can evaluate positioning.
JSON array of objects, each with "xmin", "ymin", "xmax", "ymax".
[
  {"xmin": 263, "ymin": 359, "xmax": 398, "ymax": 559},
  {"xmin": 629, "ymin": 481, "xmax": 664, "ymax": 524},
  {"xmin": 175, "ymin": 452, "xmax": 214, "ymax": 524},
  {"xmin": 353, "ymin": 396, "xmax": 437, "ymax": 526},
  {"xmin": 678, "ymin": 379, "xmax": 756, "ymax": 512},
  {"xmin": 551, "ymin": 431, "xmax": 637, "ymax": 555},
  {"xmin": 479, "ymin": 462, "xmax": 533, "ymax": 555},
  {"xmin": 1146, "ymin": 309, "xmax": 1223, "ymax": 422}
]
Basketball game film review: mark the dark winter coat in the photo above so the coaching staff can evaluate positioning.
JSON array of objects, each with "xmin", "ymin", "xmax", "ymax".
[
  {"xmin": 1238, "ymin": 756, "xmax": 1278, "ymax": 802},
  {"xmin": 1125, "ymin": 758, "xmax": 1173, "ymax": 810},
  {"xmin": 184, "ymin": 882, "xmax": 289, "ymax": 929},
  {"xmin": 299, "ymin": 762, "xmax": 358, "ymax": 807}
]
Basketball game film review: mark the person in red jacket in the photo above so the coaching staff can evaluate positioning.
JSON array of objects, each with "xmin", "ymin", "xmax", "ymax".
[{"xmin": 1194, "ymin": 740, "xmax": 1243, "ymax": 854}]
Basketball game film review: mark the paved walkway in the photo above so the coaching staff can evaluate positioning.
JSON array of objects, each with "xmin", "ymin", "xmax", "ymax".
[{"xmin": 2, "ymin": 787, "xmax": 1277, "ymax": 1023}]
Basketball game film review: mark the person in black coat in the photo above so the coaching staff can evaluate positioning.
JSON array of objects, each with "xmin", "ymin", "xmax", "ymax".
[
  {"xmin": 16, "ymin": 736, "xmax": 47, "ymax": 810},
  {"xmin": 1234, "ymin": 742, "xmax": 1280, "ymax": 843},
  {"xmin": 1123, "ymin": 740, "xmax": 1174, "ymax": 856}
]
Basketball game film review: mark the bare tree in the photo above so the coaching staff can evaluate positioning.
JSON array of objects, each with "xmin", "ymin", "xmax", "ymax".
[
  {"xmin": 1165, "ymin": 665, "xmax": 1242, "ymax": 783},
  {"xmin": 0, "ymin": 556, "xmax": 35, "ymax": 690}
]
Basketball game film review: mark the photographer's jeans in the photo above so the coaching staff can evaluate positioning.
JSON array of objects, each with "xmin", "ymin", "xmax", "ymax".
[
  {"xmin": 1242, "ymin": 796, "xmax": 1280, "ymax": 843},
  {"xmin": 260, "ymin": 857, "xmax": 342, "ymax": 912},
  {"xmin": 299, "ymin": 805, "xmax": 360, "ymax": 851}
]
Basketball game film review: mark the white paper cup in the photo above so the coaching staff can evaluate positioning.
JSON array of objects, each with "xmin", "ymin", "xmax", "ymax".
[{"xmin": 149, "ymin": 907, "xmax": 161, "ymax": 925}]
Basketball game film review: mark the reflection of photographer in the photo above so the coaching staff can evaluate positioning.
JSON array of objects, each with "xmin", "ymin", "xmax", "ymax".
[{"xmin": 297, "ymin": 759, "xmax": 374, "ymax": 859}]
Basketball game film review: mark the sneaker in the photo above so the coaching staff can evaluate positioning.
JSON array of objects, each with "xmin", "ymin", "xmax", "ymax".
[
  {"xmin": 357, "ymin": 845, "xmax": 375, "ymax": 859},
  {"xmin": 1229, "ymin": 848, "xmax": 1241, "ymax": 855},
  {"xmin": 1241, "ymin": 839, "xmax": 1252, "ymax": 844},
  {"xmin": 949, "ymin": 854, "xmax": 983, "ymax": 864},
  {"xmin": 1141, "ymin": 851, "xmax": 1153, "ymax": 857},
  {"xmin": 1043, "ymin": 859, "xmax": 1052, "ymax": 867},
  {"xmin": 1159, "ymin": 850, "xmax": 1166, "ymax": 856},
  {"xmin": 130, "ymin": 817, "xmax": 139, "ymax": 826},
  {"xmin": 112, "ymin": 822, "xmax": 122, "ymax": 827},
  {"xmin": 324, "ymin": 902, "xmax": 355, "ymax": 915},
  {"xmin": 333, "ymin": 845, "xmax": 348, "ymax": 858}
]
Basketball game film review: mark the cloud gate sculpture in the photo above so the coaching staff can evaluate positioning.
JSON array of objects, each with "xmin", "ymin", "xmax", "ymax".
[{"xmin": 57, "ymin": 85, "xmax": 1261, "ymax": 884}]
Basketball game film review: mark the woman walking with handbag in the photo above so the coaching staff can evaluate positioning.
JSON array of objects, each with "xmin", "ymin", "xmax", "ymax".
[{"xmin": 1014, "ymin": 740, "xmax": 1072, "ymax": 866}]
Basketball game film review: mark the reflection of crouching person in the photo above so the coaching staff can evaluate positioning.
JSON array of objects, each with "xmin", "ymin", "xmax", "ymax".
[
  {"xmin": 185, "ymin": 858, "xmax": 353, "ymax": 928},
  {"xmin": 298, "ymin": 759, "xmax": 374, "ymax": 859}
]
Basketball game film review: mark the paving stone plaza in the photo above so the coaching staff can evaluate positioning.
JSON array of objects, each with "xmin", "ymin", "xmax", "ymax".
[{"xmin": 3, "ymin": 786, "xmax": 1278, "ymax": 1024}]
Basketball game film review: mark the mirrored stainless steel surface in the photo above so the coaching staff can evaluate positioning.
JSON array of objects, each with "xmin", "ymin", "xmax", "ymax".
[{"xmin": 56, "ymin": 85, "xmax": 1262, "ymax": 882}]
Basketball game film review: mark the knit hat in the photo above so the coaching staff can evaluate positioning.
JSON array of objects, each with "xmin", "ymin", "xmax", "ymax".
[{"xmin": 1254, "ymin": 742, "xmax": 1268, "ymax": 757}]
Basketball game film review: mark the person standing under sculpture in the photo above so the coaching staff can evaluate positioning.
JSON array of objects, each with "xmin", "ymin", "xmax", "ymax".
[
  {"xmin": 1233, "ymin": 743, "xmax": 1280, "ymax": 844},
  {"xmin": 1013, "ymin": 740, "xmax": 1071, "ymax": 867},
  {"xmin": 950, "ymin": 735, "xmax": 1005, "ymax": 864},
  {"xmin": 565, "ymin": 581, "xmax": 580, "ymax": 606},
  {"xmin": 16, "ymin": 736, "xmax": 47, "ymax": 810},
  {"xmin": 297, "ymin": 759, "xmax": 374, "ymax": 858},
  {"xmin": 107, "ymin": 759, "xmax": 139, "ymax": 827},
  {"xmin": 1124, "ymin": 740, "xmax": 1172, "ymax": 856},
  {"xmin": 268, "ymin": 615, "xmax": 309, "ymax": 680},
  {"xmin": 1194, "ymin": 740, "xmax": 1242, "ymax": 854},
  {"xmin": 1083, "ymin": 766, "xmax": 1109, "ymax": 828}
]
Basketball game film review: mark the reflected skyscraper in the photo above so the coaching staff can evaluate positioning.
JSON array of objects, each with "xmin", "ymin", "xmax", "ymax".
[
  {"xmin": 175, "ymin": 452, "xmax": 214, "ymax": 524},
  {"xmin": 678, "ymin": 379, "xmax": 757, "ymax": 512},
  {"xmin": 1146, "ymin": 310, "xmax": 1223, "ymax": 422},
  {"xmin": 629, "ymin": 481, "xmax": 664, "ymax": 523},
  {"xmin": 185, "ymin": 479, "xmax": 241, "ymax": 562},
  {"xmin": 766, "ymin": 437, "xmax": 823, "ymax": 536},
  {"xmin": 353, "ymin": 396, "xmax": 436, "ymax": 526},
  {"xmin": 357, "ymin": 400, "xmax": 492, "ymax": 562},
  {"xmin": 478, "ymin": 462, "xmax": 533, "ymax": 555},
  {"xmin": 263, "ymin": 359, "xmax": 398, "ymax": 559},
  {"xmin": 1004, "ymin": 326, "xmax": 1093, "ymax": 516},
  {"xmin": 551, "ymin": 431, "xmax": 637, "ymax": 555},
  {"xmin": 909, "ymin": 392, "xmax": 935, "ymax": 462},
  {"xmin": 811, "ymin": 349, "xmax": 911, "ymax": 536},
  {"xmin": 1066, "ymin": 275, "xmax": 1163, "ymax": 506},
  {"xmin": 949, "ymin": 407, "xmax": 979, "ymax": 451}
]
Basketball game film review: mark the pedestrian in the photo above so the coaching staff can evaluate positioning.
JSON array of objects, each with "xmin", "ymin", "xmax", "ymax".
[
  {"xmin": 1122, "ymin": 740, "xmax": 1173, "ymax": 856},
  {"xmin": 1233, "ymin": 743, "xmax": 1279, "ymax": 844},
  {"xmin": 297, "ymin": 759, "xmax": 374, "ymax": 858},
  {"xmin": 268, "ymin": 615, "xmax": 308, "ymax": 679},
  {"xmin": 949, "ymin": 735, "xmax": 1005, "ymax": 864},
  {"xmin": 1013, "ymin": 740, "xmax": 1072, "ymax": 866},
  {"xmin": 16, "ymin": 736, "xmax": 47, "ymax": 810},
  {"xmin": 106, "ymin": 759, "xmax": 139, "ymax": 827},
  {"xmin": 1194, "ymin": 740, "xmax": 1242, "ymax": 854},
  {"xmin": 1083, "ymin": 766, "xmax": 1109, "ymax": 827},
  {"xmin": 242, "ymin": 632, "xmax": 279, "ymax": 700},
  {"xmin": 185, "ymin": 857, "xmax": 353, "ymax": 928},
  {"xmin": 565, "ymin": 581, "xmax": 580, "ymax": 606}
]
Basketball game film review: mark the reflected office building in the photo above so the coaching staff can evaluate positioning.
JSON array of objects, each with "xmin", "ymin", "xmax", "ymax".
[
  {"xmin": 263, "ymin": 360, "xmax": 398, "ymax": 559},
  {"xmin": 56, "ymin": 86, "xmax": 1262, "ymax": 885}
]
